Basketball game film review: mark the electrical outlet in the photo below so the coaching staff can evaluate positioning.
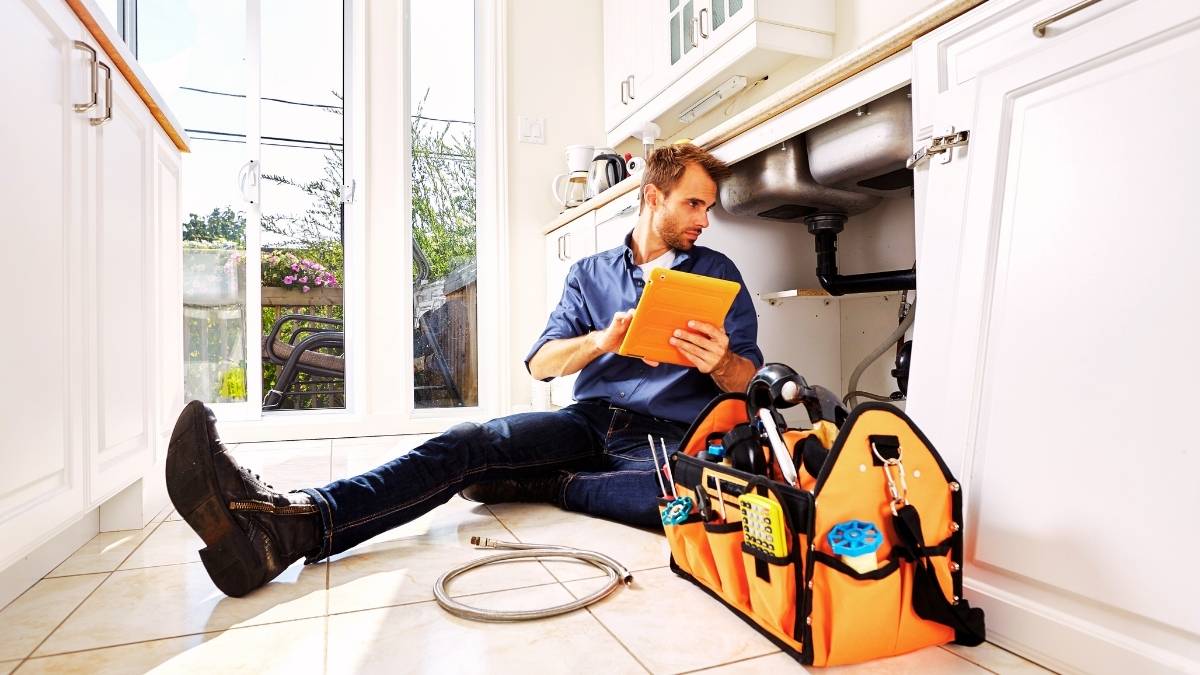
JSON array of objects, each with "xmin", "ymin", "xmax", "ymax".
[{"xmin": 518, "ymin": 116, "xmax": 545, "ymax": 144}]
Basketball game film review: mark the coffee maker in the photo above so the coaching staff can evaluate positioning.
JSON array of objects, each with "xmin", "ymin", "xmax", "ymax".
[{"xmin": 551, "ymin": 144, "xmax": 593, "ymax": 210}]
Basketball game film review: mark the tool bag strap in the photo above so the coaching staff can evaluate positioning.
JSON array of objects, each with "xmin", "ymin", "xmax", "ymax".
[{"xmin": 892, "ymin": 504, "xmax": 986, "ymax": 646}]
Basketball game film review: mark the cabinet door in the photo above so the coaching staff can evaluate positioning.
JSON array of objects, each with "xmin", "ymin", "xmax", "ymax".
[
  {"xmin": 86, "ymin": 41, "xmax": 157, "ymax": 502},
  {"xmin": 595, "ymin": 193, "xmax": 639, "ymax": 252},
  {"xmin": 0, "ymin": 0, "xmax": 90, "ymax": 568},
  {"xmin": 603, "ymin": 0, "xmax": 636, "ymax": 131},
  {"xmin": 542, "ymin": 215, "xmax": 597, "ymax": 408},
  {"xmin": 912, "ymin": 1, "xmax": 1200, "ymax": 671}
]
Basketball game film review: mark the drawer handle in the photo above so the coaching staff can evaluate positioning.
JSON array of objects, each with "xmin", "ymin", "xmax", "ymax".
[
  {"xmin": 1033, "ymin": 0, "xmax": 1103, "ymax": 37},
  {"xmin": 72, "ymin": 41, "xmax": 98, "ymax": 113},
  {"xmin": 90, "ymin": 62, "xmax": 113, "ymax": 126}
]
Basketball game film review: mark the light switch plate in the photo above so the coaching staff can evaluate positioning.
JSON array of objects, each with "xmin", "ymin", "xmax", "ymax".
[{"xmin": 518, "ymin": 115, "xmax": 545, "ymax": 144}]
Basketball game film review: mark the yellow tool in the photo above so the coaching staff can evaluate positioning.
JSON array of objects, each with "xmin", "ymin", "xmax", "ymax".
[{"xmin": 739, "ymin": 493, "xmax": 788, "ymax": 557}]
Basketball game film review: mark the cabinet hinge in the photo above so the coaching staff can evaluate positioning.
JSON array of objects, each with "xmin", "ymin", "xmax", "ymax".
[
  {"xmin": 341, "ymin": 179, "xmax": 357, "ymax": 205},
  {"xmin": 907, "ymin": 129, "xmax": 970, "ymax": 169}
]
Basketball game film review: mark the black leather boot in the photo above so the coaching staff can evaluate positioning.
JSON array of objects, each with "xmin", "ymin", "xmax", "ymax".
[
  {"xmin": 459, "ymin": 472, "xmax": 568, "ymax": 505},
  {"xmin": 166, "ymin": 400, "xmax": 323, "ymax": 597}
]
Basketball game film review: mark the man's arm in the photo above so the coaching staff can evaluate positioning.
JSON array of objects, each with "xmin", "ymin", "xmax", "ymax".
[{"xmin": 528, "ymin": 309, "xmax": 642, "ymax": 381}]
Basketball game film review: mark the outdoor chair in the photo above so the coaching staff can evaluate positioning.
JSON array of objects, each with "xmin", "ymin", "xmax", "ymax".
[{"xmin": 262, "ymin": 314, "xmax": 345, "ymax": 410}]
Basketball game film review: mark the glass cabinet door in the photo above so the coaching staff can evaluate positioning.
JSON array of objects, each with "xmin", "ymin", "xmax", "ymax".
[{"xmin": 668, "ymin": 0, "xmax": 697, "ymax": 65}]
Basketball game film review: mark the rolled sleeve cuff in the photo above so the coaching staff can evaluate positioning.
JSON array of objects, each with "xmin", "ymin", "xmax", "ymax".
[{"xmin": 524, "ymin": 335, "xmax": 560, "ymax": 381}]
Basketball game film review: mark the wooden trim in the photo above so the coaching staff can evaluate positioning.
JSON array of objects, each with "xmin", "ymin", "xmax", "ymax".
[
  {"xmin": 63, "ymin": 0, "xmax": 191, "ymax": 153},
  {"xmin": 261, "ymin": 286, "xmax": 345, "ymax": 307},
  {"xmin": 541, "ymin": 0, "xmax": 986, "ymax": 236}
]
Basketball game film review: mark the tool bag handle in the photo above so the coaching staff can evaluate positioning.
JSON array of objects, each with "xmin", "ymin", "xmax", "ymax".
[{"xmin": 892, "ymin": 503, "xmax": 986, "ymax": 646}]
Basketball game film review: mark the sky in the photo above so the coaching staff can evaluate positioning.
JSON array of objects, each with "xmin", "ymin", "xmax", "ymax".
[{"xmin": 129, "ymin": 0, "xmax": 477, "ymax": 246}]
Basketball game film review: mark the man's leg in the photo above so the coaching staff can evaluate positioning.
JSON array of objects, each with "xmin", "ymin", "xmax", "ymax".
[
  {"xmin": 560, "ymin": 408, "xmax": 690, "ymax": 529},
  {"xmin": 301, "ymin": 406, "xmax": 605, "ymax": 559},
  {"xmin": 165, "ymin": 400, "xmax": 607, "ymax": 596}
]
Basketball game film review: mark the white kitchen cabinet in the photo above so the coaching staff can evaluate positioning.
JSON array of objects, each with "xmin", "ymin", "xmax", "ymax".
[
  {"xmin": 909, "ymin": 0, "xmax": 1200, "ymax": 672},
  {"xmin": 594, "ymin": 190, "xmax": 639, "ymax": 252},
  {"xmin": 0, "ymin": 0, "xmax": 184, "ymax": 573},
  {"xmin": 604, "ymin": 0, "xmax": 835, "ymax": 146},
  {"xmin": 0, "ymin": 0, "xmax": 92, "ymax": 574},
  {"xmin": 541, "ymin": 213, "xmax": 597, "ymax": 408}
]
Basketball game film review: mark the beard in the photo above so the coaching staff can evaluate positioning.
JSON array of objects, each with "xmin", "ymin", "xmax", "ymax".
[{"xmin": 656, "ymin": 212, "xmax": 696, "ymax": 250}]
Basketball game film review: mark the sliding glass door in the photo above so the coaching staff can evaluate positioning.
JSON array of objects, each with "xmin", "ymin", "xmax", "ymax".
[
  {"xmin": 410, "ymin": 0, "xmax": 479, "ymax": 409},
  {"xmin": 139, "ymin": 0, "xmax": 348, "ymax": 419}
]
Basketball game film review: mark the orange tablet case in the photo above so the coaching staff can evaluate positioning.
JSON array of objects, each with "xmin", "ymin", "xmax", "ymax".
[{"xmin": 618, "ymin": 268, "xmax": 741, "ymax": 367}]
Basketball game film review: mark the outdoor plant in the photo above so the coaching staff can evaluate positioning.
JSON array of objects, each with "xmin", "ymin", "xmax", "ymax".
[
  {"xmin": 261, "ymin": 250, "xmax": 339, "ymax": 292},
  {"xmin": 218, "ymin": 365, "xmax": 247, "ymax": 401}
]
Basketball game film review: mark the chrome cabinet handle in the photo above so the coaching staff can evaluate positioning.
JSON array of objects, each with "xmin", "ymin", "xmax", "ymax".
[
  {"xmin": 556, "ymin": 234, "xmax": 565, "ymax": 261},
  {"xmin": 692, "ymin": 17, "xmax": 700, "ymax": 47},
  {"xmin": 1033, "ymin": 0, "xmax": 1103, "ymax": 37},
  {"xmin": 699, "ymin": 8, "xmax": 710, "ymax": 38},
  {"xmin": 72, "ymin": 41, "xmax": 98, "ymax": 113},
  {"xmin": 563, "ymin": 232, "xmax": 572, "ymax": 260},
  {"xmin": 620, "ymin": 78, "xmax": 629, "ymax": 105},
  {"xmin": 90, "ymin": 62, "xmax": 113, "ymax": 126},
  {"xmin": 627, "ymin": 75, "xmax": 635, "ymax": 100}
]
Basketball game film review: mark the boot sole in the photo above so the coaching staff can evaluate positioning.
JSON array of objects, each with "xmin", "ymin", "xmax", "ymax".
[{"xmin": 166, "ymin": 403, "xmax": 265, "ymax": 597}]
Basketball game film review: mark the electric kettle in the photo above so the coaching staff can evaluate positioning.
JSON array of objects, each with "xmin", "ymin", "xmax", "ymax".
[{"xmin": 588, "ymin": 151, "xmax": 629, "ymax": 198}]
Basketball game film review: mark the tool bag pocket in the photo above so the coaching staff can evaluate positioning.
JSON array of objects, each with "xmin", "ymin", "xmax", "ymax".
[
  {"xmin": 703, "ymin": 521, "xmax": 750, "ymax": 609},
  {"xmin": 658, "ymin": 497, "xmax": 720, "ymax": 588},
  {"xmin": 809, "ymin": 552, "xmax": 903, "ymax": 666}
]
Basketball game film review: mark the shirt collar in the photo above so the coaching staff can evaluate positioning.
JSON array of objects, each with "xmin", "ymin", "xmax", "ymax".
[{"xmin": 621, "ymin": 230, "xmax": 692, "ymax": 269}]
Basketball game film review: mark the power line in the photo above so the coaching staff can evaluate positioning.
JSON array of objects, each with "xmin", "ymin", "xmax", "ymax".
[
  {"xmin": 185, "ymin": 128, "xmax": 343, "ymax": 148},
  {"xmin": 178, "ymin": 85, "xmax": 475, "ymax": 125},
  {"xmin": 180, "ymin": 85, "xmax": 342, "ymax": 111}
]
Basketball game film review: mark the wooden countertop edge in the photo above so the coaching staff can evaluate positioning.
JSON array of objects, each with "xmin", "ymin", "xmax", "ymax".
[
  {"xmin": 65, "ymin": 0, "xmax": 191, "ymax": 153},
  {"xmin": 542, "ymin": 0, "xmax": 985, "ymax": 236}
]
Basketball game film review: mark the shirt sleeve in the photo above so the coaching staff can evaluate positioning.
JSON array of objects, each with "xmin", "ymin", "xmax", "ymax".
[
  {"xmin": 524, "ymin": 260, "xmax": 594, "ymax": 380},
  {"xmin": 717, "ymin": 259, "xmax": 764, "ymax": 369}
]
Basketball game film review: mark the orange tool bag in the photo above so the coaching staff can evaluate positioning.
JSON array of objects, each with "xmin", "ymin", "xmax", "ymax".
[{"xmin": 659, "ymin": 392, "xmax": 986, "ymax": 667}]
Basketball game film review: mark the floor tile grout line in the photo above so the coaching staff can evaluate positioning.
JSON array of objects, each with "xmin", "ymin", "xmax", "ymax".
[
  {"xmin": 17, "ymin": 614, "xmax": 329, "ymax": 662},
  {"xmin": 938, "ymin": 644, "xmax": 1004, "ymax": 675},
  {"xmin": 18, "ymin": 515, "xmax": 170, "ymax": 665},
  {"xmin": 673, "ymin": 650, "xmax": 787, "ymax": 675},
  {"xmin": 582, "ymin": 604, "xmax": 655, "ymax": 674}
]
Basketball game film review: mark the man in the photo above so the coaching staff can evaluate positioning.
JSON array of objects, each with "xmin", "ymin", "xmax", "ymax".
[{"xmin": 166, "ymin": 143, "xmax": 763, "ymax": 597}]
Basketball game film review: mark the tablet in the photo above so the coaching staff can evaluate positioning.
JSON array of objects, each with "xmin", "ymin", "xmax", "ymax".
[{"xmin": 618, "ymin": 267, "xmax": 741, "ymax": 367}]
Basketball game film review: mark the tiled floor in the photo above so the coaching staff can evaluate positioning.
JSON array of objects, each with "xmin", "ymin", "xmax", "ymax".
[{"xmin": 0, "ymin": 436, "xmax": 1053, "ymax": 674}]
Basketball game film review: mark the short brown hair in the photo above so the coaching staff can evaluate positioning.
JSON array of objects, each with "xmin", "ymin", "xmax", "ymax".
[{"xmin": 639, "ymin": 143, "xmax": 731, "ymax": 213}]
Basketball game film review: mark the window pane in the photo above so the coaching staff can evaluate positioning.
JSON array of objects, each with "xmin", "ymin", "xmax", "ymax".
[
  {"xmin": 259, "ymin": 0, "xmax": 346, "ymax": 410},
  {"xmin": 139, "ymin": 2, "xmax": 250, "ymax": 404},
  {"xmin": 410, "ymin": 0, "xmax": 478, "ymax": 409}
]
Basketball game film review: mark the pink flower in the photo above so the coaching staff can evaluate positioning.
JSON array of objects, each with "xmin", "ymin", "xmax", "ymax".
[
  {"xmin": 299, "ymin": 276, "xmax": 308, "ymax": 284},
  {"xmin": 302, "ymin": 285, "xmax": 311, "ymax": 293},
  {"xmin": 283, "ymin": 275, "xmax": 295, "ymax": 285},
  {"xmin": 291, "ymin": 263, "xmax": 300, "ymax": 272}
]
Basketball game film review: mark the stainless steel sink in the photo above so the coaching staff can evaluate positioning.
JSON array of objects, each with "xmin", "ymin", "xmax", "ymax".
[
  {"xmin": 806, "ymin": 87, "xmax": 913, "ymax": 198},
  {"xmin": 719, "ymin": 137, "xmax": 880, "ymax": 220}
]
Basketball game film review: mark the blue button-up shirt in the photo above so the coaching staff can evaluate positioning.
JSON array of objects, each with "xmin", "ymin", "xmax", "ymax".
[{"xmin": 526, "ymin": 232, "xmax": 763, "ymax": 424}]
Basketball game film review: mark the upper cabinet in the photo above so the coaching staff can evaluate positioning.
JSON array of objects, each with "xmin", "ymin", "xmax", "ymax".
[{"xmin": 603, "ymin": 0, "xmax": 834, "ymax": 146}]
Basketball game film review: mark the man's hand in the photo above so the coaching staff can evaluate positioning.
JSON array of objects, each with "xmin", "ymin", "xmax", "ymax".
[
  {"xmin": 589, "ymin": 309, "xmax": 634, "ymax": 353},
  {"xmin": 670, "ymin": 320, "xmax": 756, "ymax": 392},
  {"xmin": 590, "ymin": 309, "xmax": 660, "ymax": 367},
  {"xmin": 669, "ymin": 320, "xmax": 731, "ymax": 374}
]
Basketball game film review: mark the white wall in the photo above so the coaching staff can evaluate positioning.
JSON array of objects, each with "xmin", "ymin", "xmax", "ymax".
[{"xmin": 505, "ymin": 0, "xmax": 606, "ymax": 409}]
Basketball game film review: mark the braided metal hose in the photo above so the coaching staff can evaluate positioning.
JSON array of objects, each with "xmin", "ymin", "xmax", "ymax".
[{"xmin": 433, "ymin": 537, "xmax": 633, "ymax": 622}]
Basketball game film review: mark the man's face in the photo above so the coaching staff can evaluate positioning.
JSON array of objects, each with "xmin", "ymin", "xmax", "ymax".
[{"xmin": 650, "ymin": 163, "xmax": 717, "ymax": 251}]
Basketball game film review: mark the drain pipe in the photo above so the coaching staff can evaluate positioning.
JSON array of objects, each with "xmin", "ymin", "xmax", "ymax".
[{"xmin": 805, "ymin": 213, "xmax": 916, "ymax": 296}]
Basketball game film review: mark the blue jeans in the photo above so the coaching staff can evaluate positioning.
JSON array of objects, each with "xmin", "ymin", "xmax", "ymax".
[{"xmin": 298, "ymin": 401, "xmax": 689, "ymax": 560}]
